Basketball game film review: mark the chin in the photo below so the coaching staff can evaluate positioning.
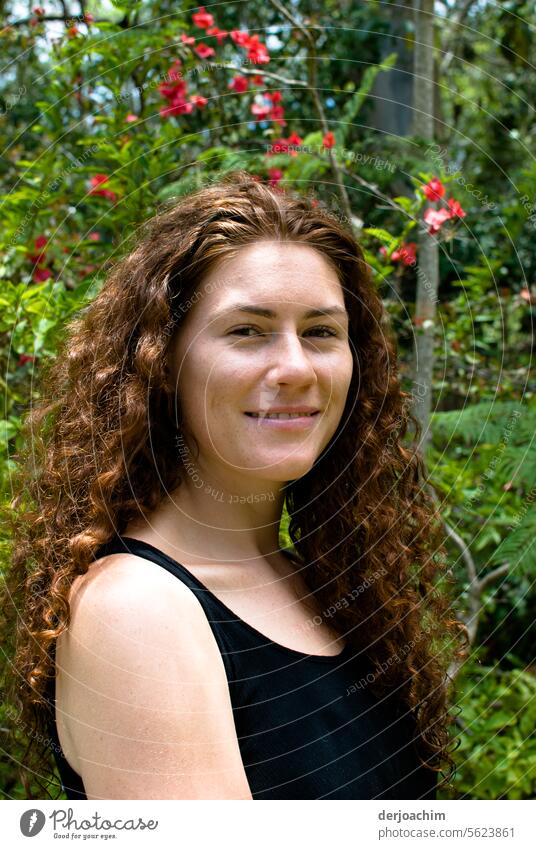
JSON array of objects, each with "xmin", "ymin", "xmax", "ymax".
[{"xmin": 251, "ymin": 457, "xmax": 317, "ymax": 481}]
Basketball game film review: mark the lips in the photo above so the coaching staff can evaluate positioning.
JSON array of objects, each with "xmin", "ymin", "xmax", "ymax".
[{"xmin": 245, "ymin": 411, "xmax": 320, "ymax": 419}]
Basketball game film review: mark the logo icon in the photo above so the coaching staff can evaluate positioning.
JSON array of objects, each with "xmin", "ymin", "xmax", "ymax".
[{"xmin": 20, "ymin": 809, "xmax": 46, "ymax": 837}]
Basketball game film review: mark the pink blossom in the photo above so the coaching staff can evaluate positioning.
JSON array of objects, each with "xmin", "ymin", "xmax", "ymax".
[{"xmin": 423, "ymin": 207, "xmax": 452, "ymax": 235}]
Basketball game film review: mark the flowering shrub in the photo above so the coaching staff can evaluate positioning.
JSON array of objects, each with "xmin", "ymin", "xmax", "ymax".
[
  {"xmin": 88, "ymin": 174, "xmax": 117, "ymax": 203},
  {"xmin": 421, "ymin": 178, "xmax": 467, "ymax": 235},
  {"xmin": 1, "ymin": 1, "xmax": 533, "ymax": 803}
]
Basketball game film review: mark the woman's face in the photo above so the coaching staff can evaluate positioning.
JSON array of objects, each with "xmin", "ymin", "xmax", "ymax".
[{"xmin": 168, "ymin": 240, "xmax": 354, "ymax": 487}]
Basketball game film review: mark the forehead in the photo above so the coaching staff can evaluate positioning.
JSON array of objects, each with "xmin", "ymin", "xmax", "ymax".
[{"xmin": 196, "ymin": 240, "xmax": 345, "ymax": 312}]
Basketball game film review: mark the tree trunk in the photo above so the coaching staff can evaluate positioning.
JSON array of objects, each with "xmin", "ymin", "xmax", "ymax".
[{"xmin": 412, "ymin": 0, "xmax": 439, "ymax": 454}]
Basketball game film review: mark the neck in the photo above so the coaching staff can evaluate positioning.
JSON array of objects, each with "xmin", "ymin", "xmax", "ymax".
[{"xmin": 145, "ymin": 465, "xmax": 289, "ymax": 564}]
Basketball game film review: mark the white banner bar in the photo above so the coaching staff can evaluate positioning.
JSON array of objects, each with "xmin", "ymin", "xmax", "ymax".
[{"xmin": 3, "ymin": 799, "xmax": 533, "ymax": 848}]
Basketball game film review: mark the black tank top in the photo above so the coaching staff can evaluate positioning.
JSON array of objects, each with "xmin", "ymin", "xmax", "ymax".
[{"xmin": 47, "ymin": 535, "xmax": 438, "ymax": 800}]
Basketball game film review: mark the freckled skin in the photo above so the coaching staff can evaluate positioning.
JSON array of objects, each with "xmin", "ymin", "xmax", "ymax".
[{"xmin": 167, "ymin": 240, "xmax": 354, "ymax": 491}]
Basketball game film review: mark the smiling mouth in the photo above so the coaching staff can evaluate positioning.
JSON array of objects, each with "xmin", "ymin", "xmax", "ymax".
[{"xmin": 244, "ymin": 411, "xmax": 320, "ymax": 419}]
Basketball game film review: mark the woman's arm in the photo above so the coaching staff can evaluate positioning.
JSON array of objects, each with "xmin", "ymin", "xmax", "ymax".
[{"xmin": 55, "ymin": 554, "xmax": 253, "ymax": 800}]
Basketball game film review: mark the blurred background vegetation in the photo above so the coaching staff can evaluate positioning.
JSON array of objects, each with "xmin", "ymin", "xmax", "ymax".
[{"xmin": 1, "ymin": 0, "xmax": 534, "ymax": 799}]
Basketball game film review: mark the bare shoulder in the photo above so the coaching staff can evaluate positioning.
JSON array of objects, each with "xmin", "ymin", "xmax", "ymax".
[
  {"xmin": 56, "ymin": 552, "xmax": 252, "ymax": 800},
  {"xmin": 65, "ymin": 551, "xmax": 209, "ymax": 638}
]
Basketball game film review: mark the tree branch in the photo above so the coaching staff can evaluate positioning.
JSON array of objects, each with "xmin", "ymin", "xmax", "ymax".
[
  {"xmin": 219, "ymin": 64, "xmax": 307, "ymax": 89},
  {"xmin": 440, "ymin": 0, "xmax": 481, "ymax": 75},
  {"xmin": 267, "ymin": 0, "xmax": 355, "ymax": 231},
  {"xmin": 478, "ymin": 562, "xmax": 510, "ymax": 592}
]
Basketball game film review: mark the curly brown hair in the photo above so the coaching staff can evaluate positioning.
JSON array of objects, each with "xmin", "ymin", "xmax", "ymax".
[{"xmin": 1, "ymin": 170, "xmax": 466, "ymax": 799}]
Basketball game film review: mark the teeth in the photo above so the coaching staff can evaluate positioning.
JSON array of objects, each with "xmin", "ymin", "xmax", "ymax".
[{"xmin": 249, "ymin": 412, "xmax": 315, "ymax": 419}]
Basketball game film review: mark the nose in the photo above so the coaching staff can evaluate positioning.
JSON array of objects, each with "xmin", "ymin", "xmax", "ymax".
[{"xmin": 264, "ymin": 329, "xmax": 317, "ymax": 386}]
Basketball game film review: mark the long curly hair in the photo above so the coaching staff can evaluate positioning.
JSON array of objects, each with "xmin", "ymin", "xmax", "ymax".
[{"xmin": 2, "ymin": 170, "xmax": 466, "ymax": 798}]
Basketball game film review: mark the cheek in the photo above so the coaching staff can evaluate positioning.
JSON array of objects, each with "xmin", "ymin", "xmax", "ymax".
[
  {"xmin": 324, "ymin": 350, "xmax": 354, "ymax": 402},
  {"xmin": 186, "ymin": 360, "xmax": 244, "ymax": 418}
]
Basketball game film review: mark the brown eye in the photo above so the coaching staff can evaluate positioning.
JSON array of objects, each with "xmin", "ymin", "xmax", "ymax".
[
  {"xmin": 306, "ymin": 326, "xmax": 338, "ymax": 337},
  {"xmin": 229, "ymin": 326, "xmax": 264, "ymax": 337}
]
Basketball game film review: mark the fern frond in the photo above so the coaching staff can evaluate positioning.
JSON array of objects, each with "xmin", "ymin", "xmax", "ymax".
[
  {"xmin": 490, "ymin": 504, "xmax": 536, "ymax": 574},
  {"xmin": 432, "ymin": 401, "xmax": 531, "ymax": 447}
]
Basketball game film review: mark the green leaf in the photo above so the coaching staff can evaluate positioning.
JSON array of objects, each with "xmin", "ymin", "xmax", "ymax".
[{"xmin": 393, "ymin": 196, "xmax": 415, "ymax": 212}]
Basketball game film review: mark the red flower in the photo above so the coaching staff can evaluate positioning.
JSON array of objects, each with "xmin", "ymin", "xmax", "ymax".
[
  {"xmin": 190, "ymin": 94, "xmax": 208, "ymax": 108},
  {"xmin": 268, "ymin": 132, "xmax": 303, "ymax": 157},
  {"xmin": 230, "ymin": 30, "xmax": 251, "ymax": 47},
  {"xmin": 89, "ymin": 174, "xmax": 109, "ymax": 188},
  {"xmin": 180, "ymin": 33, "xmax": 196, "ymax": 45},
  {"xmin": 228, "ymin": 75, "xmax": 249, "ymax": 93},
  {"xmin": 159, "ymin": 60, "xmax": 183, "ymax": 92},
  {"xmin": 89, "ymin": 174, "xmax": 117, "ymax": 203},
  {"xmin": 269, "ymin": 105, "xmax": 286, "ymax": 127},
  {"xmin": 247, "ymin": 35, "xmax": 270, "ymax": 65},
  {"xmin": 252, "ymin": 75, "xmax": 265, "ymax": 85},
  {"xmin": 88, "ymin": 232, "xmax": 100, "ymax": 241},
  {"xmin": 84, "ymin": 12, "xmax": 94, "ymax": 23},
  {"xmin": 447, "ymin": 197, "xmax": 466, "ymax": 218},
  {"xmin": 287, "ymin": 131, "xmax": 303, "ymax": 146},
  {"xmin": 28, "ymin": 235, "xmax": 48, "ymax": 265},
  {"xmin": 251, "ymin": 102, "xmax": 271, "ymax": 121},
  {"xmin": 18, "ymin": 354, "xmax": 35, "ymax": 367},
  {"xmin": 206, "ymin": 26, "xmax": 228, "ymax": 44},
  {"xmin": 192, "ymin": 7, "xmax": 214, "ymax": 28},
  {"xmin": 266, "ymin": 91, "xmax": 282, "ymax": 103},
  {"xmin": 33, "ymin": 6, "xmax": 45, "ymax": 15},
  {"xmin": 33, "ymin": 267, "xmax": 52, "ymax": 282},
  {"xmin": 28, "ymin": 251, "xmax": 46, "ymax": 264},
  {"xmin": 423, "ymin": 207, "xmax": 452, "ymax": 235},
  {"xmin": 125, "ymin": 113, "xmax": 138, "ymax": 123},
  {"xmin": 422, "ymin": 178, "xmax": 445, "ymax": 202},
  {"xmin": 268, "ymin": 168, "xmax": 283, "ymax": 186},
  {"xmin": 194, "ymin": 43, "xmax": 215, "ymax": 59},
  {"xmin": 159, "ymin": 77, "xmax": 187, "ymax": 100},
  {"xmin": 269, "ymin": 138, "xmax": 289, "ymax": 154},
  {"xmin": 322, "ymin": 131, "xmax": 335, "ymax": 149},
  {"xmin": 390, "ymin": 242, "xmax": 417, "ymax": 266},
  {"xmin": 160, "ymin": 99, "xmax": 194, "ymax": 117},
  {"xmin": 159, "ymin": 61, "xmax": 193, "ymax": 118}
]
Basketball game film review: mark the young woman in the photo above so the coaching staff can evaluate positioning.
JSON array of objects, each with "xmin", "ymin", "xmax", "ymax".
[{"xmin": 4, "ymin": 171, "xmax": 464, "ymax": 800}]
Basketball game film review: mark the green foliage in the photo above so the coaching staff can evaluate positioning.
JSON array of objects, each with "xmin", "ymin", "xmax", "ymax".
[
  {"xmin": 432, "ymin": 400, "xmax": 536, "ymax": 579},
  {"xmin": 440, "ymin": 658, "xmax": 536, "ymax": 800},
  {"xmin": 1, "ymin": 0, "xmax": 534, "ymax": 803}
]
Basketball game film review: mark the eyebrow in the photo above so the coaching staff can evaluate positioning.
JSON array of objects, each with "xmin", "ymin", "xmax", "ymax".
[{"xmin": 214, "ymin": 304, "xmax": 349, "ymax": 321}]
